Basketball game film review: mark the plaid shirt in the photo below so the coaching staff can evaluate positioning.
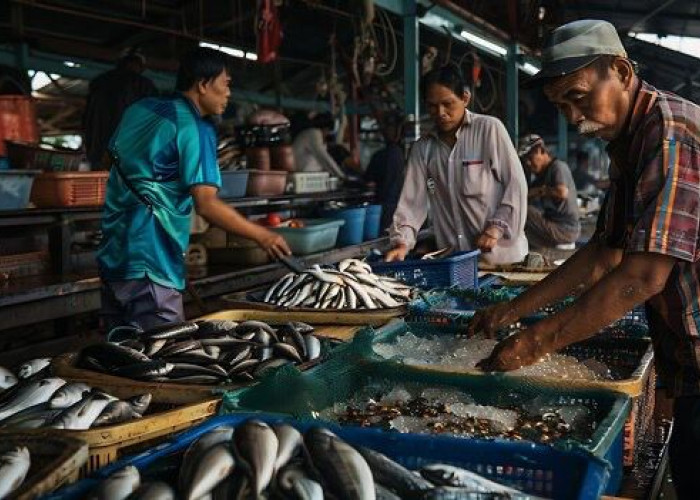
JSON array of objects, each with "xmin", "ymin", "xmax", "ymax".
[{"xmin": 598, "ymin": 80, "xmax": 700, "ymax": 396}]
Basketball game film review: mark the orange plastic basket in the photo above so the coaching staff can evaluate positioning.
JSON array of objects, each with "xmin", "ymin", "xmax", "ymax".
[{"xmin": 31, "ymin": 172, "xmax": 109, "ymax": 207}]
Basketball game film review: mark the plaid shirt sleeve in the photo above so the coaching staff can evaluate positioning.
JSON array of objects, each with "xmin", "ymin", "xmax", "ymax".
[{"xmin": 626, "ymin": 109, "xmax": 700, "ymax": 262}]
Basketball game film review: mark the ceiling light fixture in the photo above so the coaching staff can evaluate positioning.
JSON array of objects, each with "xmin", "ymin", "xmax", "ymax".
[{"xmin": 460, "ymin": 30, "xmax": 508, "ymax": 57}]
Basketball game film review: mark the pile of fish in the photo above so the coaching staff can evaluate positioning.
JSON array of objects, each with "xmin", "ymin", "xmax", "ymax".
[
  {"xmin": 0, "ymin": 446, "xmax": 31, "ymax": 499},
  {"xmin": 0, "ymin": 358, "xmax": 53, "ymax": 394},
  {"xmin": 324, "ymin": 386, "xmax": 596, "ymax": 445},
  {"xmin": 262, "ymin": 259, "xmax": 414, "ymax": 310},
  {"xmin": 89, "ymin": 419, "xmax": 535, "ymax": 500},
  {"xmin": 78, "ymin": 320, "xmax": 323, "ymax": 385},
  {"xmin": 0, "ymin": 377, "xmax": 151, "ymax": 430}
]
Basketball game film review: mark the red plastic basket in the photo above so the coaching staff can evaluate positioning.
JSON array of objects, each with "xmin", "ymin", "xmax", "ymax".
[{"xmin": 31, "ymin": 172, "xmax": 109, "ymax": 207}]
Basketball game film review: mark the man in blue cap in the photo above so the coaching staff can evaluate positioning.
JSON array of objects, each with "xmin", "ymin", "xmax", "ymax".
[{"xmin": 469, "ymin": 20, "xmax": 700, "ymax": 497}]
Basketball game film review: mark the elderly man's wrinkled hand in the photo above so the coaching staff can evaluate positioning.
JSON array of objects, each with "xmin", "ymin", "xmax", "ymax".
[
  {"xmin": 466, "ymin": 303, "xmax": 516, "ymax": 339},
  {"xmin": 476, "ymin": 330, "xmax": 544, "ymax": 372}
]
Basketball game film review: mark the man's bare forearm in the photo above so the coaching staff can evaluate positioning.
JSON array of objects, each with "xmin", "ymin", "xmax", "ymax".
[{"xmin": 533, "ymin": 252, "xmax": 673, "ymax": 350}]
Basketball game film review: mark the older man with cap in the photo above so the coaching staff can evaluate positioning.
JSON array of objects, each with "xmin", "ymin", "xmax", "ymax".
[
  {"xmin": 469, "ymin": 20, "xmax": 700, "ymax": 498},
  {"xmin": 519, "ymin": 134, "xmax": 580, "ymax": 249}
]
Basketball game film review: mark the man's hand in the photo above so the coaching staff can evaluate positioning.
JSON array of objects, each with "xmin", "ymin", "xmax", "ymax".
[
  {"xmin": 467, "ymin": 302, "xmax": 517, "ymax": 338},
  {"xmin": 475, "ymin": 226, "xmax": 501, "ymax": 253},
  {"xmin": 255, "ymin": 230, "xmax": 292, "ymax": 259},
  {"xmin": 385, "ymin": 243, "xmax": 409, "ymax": 262},
  {"xmin": 477, "ymin": 329, "xmax": 548, "ymax": 372}
]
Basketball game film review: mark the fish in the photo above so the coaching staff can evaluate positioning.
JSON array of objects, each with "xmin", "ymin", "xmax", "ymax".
[
  {"xmin": 169, "ymin": 363, "xmax": 228, "ymax": 379},
  {"xmin": 127, "ymin": 394, "xmax": 152, "ymax": 416},
  {"xmin": 273, "ymin": 343, "xmax": 303, "ymax": 363},
  {"xmin": 0, "ymin": 403, "xmax": 63, "ymax": 429},
  {"xmin": 184, "ymin": 444, "xmax": 235, "ymax": 500},
  {"xmin": 305, "ymin": 427, "xmax": 375, "ymax": 500},
  {"xmin": 277, "ymin": 462, "xmax": 324, "ymax": 500},
  {"xmin": 222, "ymin": 346, "xmax": 252, "ymax": 367},
  {"xmin": 357, "ymin": 447, "xmax": 433, "ymax": 497},
  {"xmin": 0, "ymin": 378, "xmax": 66, "ymax": 421},
  {"xmin": 89, "ymin": 465, "xmax": 140, "ymax": 500},
  {"xmin": 374, "ymin": 483, "xmax": 401, "ymax": 500},
  {"xmin": 0, "ymin": 446, "xmax": 30, "ymax": 499},
  {"xmin": 233, "ymin": 420, "xmax": 278, "ymax": 497},
  {"xmin": 416, "ymin": 487, "xmax": 517, "ymax": 500},
  {"xmin": 49, "ymin": 382, "xmax": 92, "ymax": 409},
  {"xmin": 211, "ymin": 474, "xmax": 249, "ymax": 500},
  {"xmin": 167, "ymin": 375, "xmax": 221, "ymax": 385},
  {"xmin": 120, "ymin": 340, "xmax": 146, "ymax": 353},
  {"xmin": 304, "ymin": 335, "xmax": 321, "ymax": 361},
  {"xmin": 145, "ymin": 339, "xmax": 168, "ymax": 357},
  {"xmin": 81, "ymin": 343, "xmax": 151, "ymax": 370},
  {"xmin": 179, "ymin": 426, "xmax": 235, "ymax": 494},
  {"xmin": 272, "ymin": 423, "xmax": 303, "ymax": 472},
  {"xmin": 195, "ymin": 319, "xmax": 239, "ymax": 337},
  {"xmin": 154, "ymin": 340, "xmax": 202, "ymax": 359},
  {"xmin": 0, "ymin": 367, "xmax": 17, "ymax": 391},
  {"xmin": 113, "ymin": 361, "xmax": 173, "ymax": 380},
  {"xmin": 142, "ymin": 321, "xmax": 199, "ymax": 340},
  {"xmin": 92, "ymin": 401, "xmax": 143, "ymax": 427},
  {"xmin": 51, "ymin": 392, "xmax": 112, "ymax": 430},
  {"xmin": 227, "ymin": 359, "xmax": 260, "ymax": 376},
  {"xmin": 236, "ymin": 320, "xmax": 276, "ymax": 335},
  {"xmin": 17, "ymin": 358, "xmax": 51, "ymax": 379},
  {"xmin": 419, "ymin": 464, "xmax": 524, "ymax": 495},
  {"xmin": 127, "ymin": 481, "xmax": 176, "ymax": 500}
]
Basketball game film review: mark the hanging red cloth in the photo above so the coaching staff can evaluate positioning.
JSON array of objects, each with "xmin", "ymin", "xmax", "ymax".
[{"xmin": 257, "ymin": 0, "xmax": 282, "ymax": 63}]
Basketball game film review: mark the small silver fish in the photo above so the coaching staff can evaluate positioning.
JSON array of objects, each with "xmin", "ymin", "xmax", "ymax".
[
  {"xmin": 185, "ymin": 444, "xmax": 235, "ymax": 500},
  {"xmin": 179, "ymin": 426, "xmax": 235, "ymax": 494},
  {"xmin": 128, "ymin": 481, "xmax": 175, "ymax": 500},
  {"xmin": 419, "ymin": 464, "xmax": 524, "ymax": 495},
  {"xmin": 89, "ymin": 465, "xmax": 140, "ymax": 500},
  {"xmin": 0, "ymin": 378, "xmax": 66, "ymax": 421},
  {"xmin": 49, "ymin": 382, "xmax": 92, "ymax": 409},
  {"xmin": 0, "ymin": 446, "xmax": 30, "ymax": 499},
  {"xmin": 272, "ymin": 424, "xmax": 303, "ymax": 472},
  {"xmin": 51, "ymin": 392, "xmax": 112, "ymax": 430},
  {"xmin": 92, "ymin": 401, "xmax": 142, "ymax": 427},
  {"xmin": 233, "ymin": 420, "xmax": 278, "ymax": 497},
  {"xmin": 17, "ymin": 358, "xmax": 51, "ymax": 379},
  {"xmin": 0, "ymin": 367, "xmax": 17, "ymax": 391}
]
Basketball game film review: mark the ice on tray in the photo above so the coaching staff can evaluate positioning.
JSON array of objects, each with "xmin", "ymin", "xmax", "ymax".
[{"xmin": 376, "ymin": 332, "xmax": 614, "ymax": 380}]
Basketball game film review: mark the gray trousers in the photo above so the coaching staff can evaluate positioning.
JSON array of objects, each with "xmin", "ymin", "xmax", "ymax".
[
  {"xmin": 525, "ymin": 205, "xmax": 580, "ymax": 249},
  {"xmin": 100, "ymin": 278, "xmax": 184, "ymax": 333}
]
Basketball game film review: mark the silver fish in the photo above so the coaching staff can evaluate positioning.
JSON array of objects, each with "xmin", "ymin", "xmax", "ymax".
[
  {"xmin": 0, "ymin": 403, "xmax": 63, "ymax": 429},
  {"xmin": 185, "ymin": 444, "xmax": 235, "ymax": 500},
  {"xmin": 236, "ymin": 321, "xmax": 276, "ymax": 335},
  {"xmin": 127, "ymin": 394, "xmax": 152, "ymax": 416},
  {"xmin": 51, "ymin": 392, "xmax": 112, "ymax": 430},
  {"xmin": 0, "ymin": 367, "xmax": 17, "ymax": 391},
  {"xmin": 0, "ymin": 378, "xmax": 66, "ymax": 421},
  {"xmin": 49, "ymin": 382, "xmax": 92, "ymax": 409},
  {"xmin": 127, "ymin": 481, "xmax": 175, "ymax": 500},
  {"xmin": 358, "ymin": 447, "xmax": 433, "ymax": 497},
  {"xmin": 90, "ymin": 465, "xmax": 140, "ymax": 500},
  {"xmin": 179, "ymin": 426, "xmax": 235, "ymax": 494},
  {"xmin": 272, "ymin": 424, "xmax": 303, "ymax": 472},
  {"xmin": 252, "ymin": 358, "xmax": 290, "ymax": 378},
  {"xmin": 145, "ymin": 339, "xmax": 167, "ymax": 357},
  {"xmin": 419, "ymin": 464, "xmax": 524, "ymax": 495},
  {"xmin": 374, "ymin": 483, "xmax": 401, "ymax": 500},
  {"xmin": 0, "ymin": 446, "xmax": 30, "ymax": 499},
  {"xmin": 93, "ymin": 401, "xmax": 143, "ymax": 427},
  {"xmin": 277, "ymin": 464, "xmax": 324, "ymax": 500},
  {"xmin": 17, "ymin": 358, "xmax": 51, "ymax": 379},
  {"xmin": 345, "ymin": 280, "xmax": 376, "ymax": 309},
  {"xmin": 305, "ymin": 428, "xmax": 375, "ymax": 500},
  {"xmin": 304, "ymin": 335, "xmax": 321, "ymax": 361},
  {"xmin": 234, "ymin": 420, "xmax": 278, "ymax": 497},
  {"xmin": 273, "ymin": 343, "xmax": 303, "ymax": 363}
]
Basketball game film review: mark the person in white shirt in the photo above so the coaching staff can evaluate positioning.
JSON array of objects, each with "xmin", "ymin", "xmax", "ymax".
[{"xmin": 292, "ymin": 112, "xmax": 347, "ymax": 179}]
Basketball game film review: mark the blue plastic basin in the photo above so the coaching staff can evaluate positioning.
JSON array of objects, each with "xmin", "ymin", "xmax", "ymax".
[
  {"xmin": 321, "ymin": 207, "xmax": 366, "ymax": 247},
  {"xmin": 363, "ymin": 204, "xmax": 382, "ymax": 240}
]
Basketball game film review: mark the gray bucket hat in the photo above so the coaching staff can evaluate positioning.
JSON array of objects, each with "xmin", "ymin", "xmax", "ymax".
[{"xmin": 524, "ymin": 20, "xmax": 627, "ymax": 87}]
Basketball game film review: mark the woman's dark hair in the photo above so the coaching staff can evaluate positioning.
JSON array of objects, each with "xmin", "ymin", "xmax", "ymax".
[
  {"xmin": 176, "ymin": 47, "xmax": 231, "ymax": 91},
  {"xmin": 421, "ymin": 64, "xmax": 469, "ymax": 98}
]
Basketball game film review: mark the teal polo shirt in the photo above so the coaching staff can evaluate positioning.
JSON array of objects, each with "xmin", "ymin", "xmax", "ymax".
[{"xmin": 97, "ymin": 94, "xmax": 221, "ymax": 290}]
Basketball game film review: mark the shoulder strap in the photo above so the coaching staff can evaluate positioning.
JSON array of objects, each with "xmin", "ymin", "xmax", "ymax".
[{"xmin": 109, "ymin": 149, "xmax": 153, "ymax": 210}]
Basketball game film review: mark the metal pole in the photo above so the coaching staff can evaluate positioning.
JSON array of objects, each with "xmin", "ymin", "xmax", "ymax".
[
  {"xmin": 403, "ymin": 0, "xmax": 419, "ymax": 142},
  {"xmin": 557, "ymin": 112, "xmax": 568, "ymax": 161},
  {"xmin": 506, "ymin": 41, "xmax": 519, "ymax": 143}
]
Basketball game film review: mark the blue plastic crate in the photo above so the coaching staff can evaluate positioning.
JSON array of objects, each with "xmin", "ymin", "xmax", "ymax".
[
  {"xmin": 218, "ymin": 170, "xmax": 249, "ymax": 198},
  {"xmin": 46, "ymin": 413, "xmax": 612, "ymax": 500},
  {"xmin": 370, "ymin": 250, "xmax": 481, "ymax": 290}
]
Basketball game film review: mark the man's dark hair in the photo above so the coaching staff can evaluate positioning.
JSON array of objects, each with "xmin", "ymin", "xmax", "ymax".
[
  {"xmin": 312, "ymin": 112, "xmax": 335, "ymax": 130},
  {"xmin": 176, "ymin": 47, "xmax": 231, "ymax": 91},
  {"xmin": 421, "ymin": 64, "xmax": 470, "ymax": 98}
]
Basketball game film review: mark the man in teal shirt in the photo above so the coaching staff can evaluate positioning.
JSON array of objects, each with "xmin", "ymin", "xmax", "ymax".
[{"xmin": 98, "ymin": 48, "xmax": 290, "ymax": 331}]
